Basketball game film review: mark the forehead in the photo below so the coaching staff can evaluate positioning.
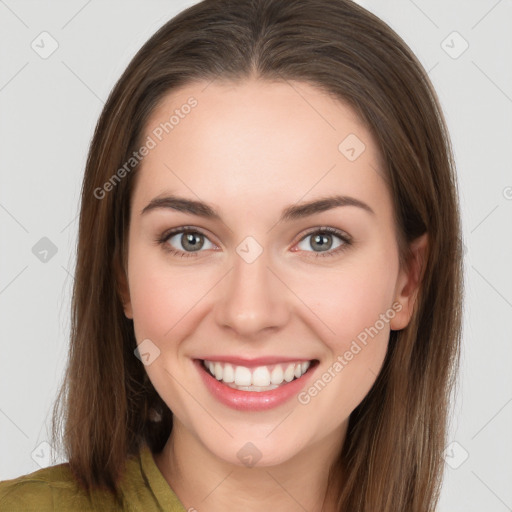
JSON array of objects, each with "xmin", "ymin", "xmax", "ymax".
[{"xmin": 133, "ymin": 78, "xmax": 388, "ymax": 217}]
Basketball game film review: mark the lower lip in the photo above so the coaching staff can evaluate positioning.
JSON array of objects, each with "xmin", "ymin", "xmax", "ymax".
[{"xmin": 194, "ymin": 359, "xmax": 318, "ymax": 411}]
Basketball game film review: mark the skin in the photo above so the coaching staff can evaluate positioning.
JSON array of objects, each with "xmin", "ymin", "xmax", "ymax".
[{"xmin": 119, "ymin": 78, "xmax": 428, "ymax": 511}]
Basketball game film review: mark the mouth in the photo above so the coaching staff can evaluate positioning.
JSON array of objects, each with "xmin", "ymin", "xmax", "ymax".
[
  {"xmin": 194, "ymin": 357, "xmax": 319, "ymax": 411},
  {"xmin": 202, "ymin": 359, "xmax": 315, "ymax": 391}
]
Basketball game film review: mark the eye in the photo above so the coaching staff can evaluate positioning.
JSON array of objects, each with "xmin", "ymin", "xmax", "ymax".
[
  {"xmin": 294, "ymin": 227, "xmax": 352, "ymax": 258},
  {"xmin": 157, "ymin": 227, "xmax": 216, "ymax": 258},
  {"xmin": 157, "ymin": 226, "xmax": 352, "ymax": 259}
]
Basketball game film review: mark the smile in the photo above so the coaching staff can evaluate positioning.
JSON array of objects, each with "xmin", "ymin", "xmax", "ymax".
[
  {"xmin": 203, "ymin": 359, "xmax": 312, "ymax": 391},
  {"xmin": 195, "ymin": 357, "xmax": 319, "ymax": 411}
]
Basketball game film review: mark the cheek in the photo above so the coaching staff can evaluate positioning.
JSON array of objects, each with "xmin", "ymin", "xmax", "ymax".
[
  {"xmin": 127, "ymin": 249, "xmax": 203, "ymax": 416},
  {"xmin": 127, "ymin": 247, "xmax": 188, "ymax": 340},
  {"xmin": 127, "ymin": 247, "xmax": 221, "ymax": 353},
  {"xmin": 294, "ymin": 276, "xmax": 394, "ymax": 431},
  {"xmin": 294, "ymin": 251, "xmax": 398, "ymax": 423},
  {"xmin": 295, "ymin": 252, "xmax": 398, "ymax": 353}
]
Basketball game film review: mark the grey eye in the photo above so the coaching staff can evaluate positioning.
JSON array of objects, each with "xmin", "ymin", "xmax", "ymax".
[
  {"xmin": 167, "ymin": 231, "xmax": 214, "ymax": 253},
  {"xmin": 297, "ymin": 232, "xmax": 345, "ymax": 253}
]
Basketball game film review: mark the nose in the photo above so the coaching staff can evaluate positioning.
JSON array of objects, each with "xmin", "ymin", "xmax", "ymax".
[{"xmin": 214, "ymin": 248, "xmax": 290, "ymax": 339}]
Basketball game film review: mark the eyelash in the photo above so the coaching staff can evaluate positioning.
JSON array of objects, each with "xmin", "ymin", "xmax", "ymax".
[{"xmin": 156, "ymin": 226, "xmax": 352, "ymax": 259}]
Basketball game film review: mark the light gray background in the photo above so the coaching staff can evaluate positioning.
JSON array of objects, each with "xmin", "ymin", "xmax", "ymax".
[{"xmin": 0, "ymin": 1, "xmax": 511, "ymax": 510}]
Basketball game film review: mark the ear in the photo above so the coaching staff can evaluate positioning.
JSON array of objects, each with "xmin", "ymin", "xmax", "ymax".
[
  {"xmin": 115, "ymin": 257, "xmax": 133, "ymax": 319},
  {"xmin": 390, "ymin": 233, "xmax": 428, "ymax": 331}
]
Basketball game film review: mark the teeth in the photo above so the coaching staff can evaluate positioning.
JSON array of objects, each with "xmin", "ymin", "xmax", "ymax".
[
  {"xmin": 214, "ymin": 362, "xmax": 223, "ymax": 380},
  {"xmin": 270, "ymin": 365, "xmax": 284, "ymax": 385},
  {"xmin": 202, "ymin": 359, "xmax": 312, "ymax": 389},
  {"xmin": 223, "ymin": 363, "xmax": 235, "ymax": 383},
  {"xmin": 225, "ymin": 383, "xmax": 280, "ymax": 392},
  {"xmin": 284, "ymin": 364, "xmax": 295, "ymax": 382},
  {"xmin": 234, "ymin": 365, "xmax": 252, "ymax": 386},
  {"xmin": 252, "ymin": 366, "xmax": 271, "ymax": 387}
]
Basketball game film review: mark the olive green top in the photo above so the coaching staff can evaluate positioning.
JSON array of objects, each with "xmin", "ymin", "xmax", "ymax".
[{"xmin": 0, "ymin": 443, "xmax": 187, "ymax": 511}]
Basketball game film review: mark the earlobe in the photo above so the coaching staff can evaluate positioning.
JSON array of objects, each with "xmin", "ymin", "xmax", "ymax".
[
  {"xmin": 123, "ymin": 299, "xmax": 133, "ymax": 320},
  {"xmin": 115, "ymin": 259, "xmax": 133, "ymax": 319},
  {"xmin": 390, "ymin": 233, "xmax": 428, "ymax": 331},
  {"xmin": 120, "ymin": 282, "xmax": 133, "ymax": 320}
]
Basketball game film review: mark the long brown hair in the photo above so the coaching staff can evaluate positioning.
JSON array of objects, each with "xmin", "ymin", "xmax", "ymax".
[{"xmin": 50, "ymin": 0, "xmax": 464, "ymax": 510}]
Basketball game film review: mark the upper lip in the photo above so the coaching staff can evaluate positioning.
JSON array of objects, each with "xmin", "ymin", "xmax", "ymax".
[{"xmin": 197, "ymin": 356, "xmax": 316, "ymax": 368}]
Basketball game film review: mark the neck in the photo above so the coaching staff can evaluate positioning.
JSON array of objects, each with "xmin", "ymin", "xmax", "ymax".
[{"xmin": 153, "ymin": 419, "xmax": 346, "ymax": 512}]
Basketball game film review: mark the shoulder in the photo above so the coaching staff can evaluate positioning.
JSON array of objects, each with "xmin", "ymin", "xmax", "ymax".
[{"xmin": 0, "ymin": 463, "xmax": 120, "ymax": 512}]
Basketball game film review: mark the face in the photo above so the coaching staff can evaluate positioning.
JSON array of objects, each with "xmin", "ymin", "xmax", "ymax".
[{"xmin": 121, "ymin": 78, "xmax": 421, "ymax": 467}]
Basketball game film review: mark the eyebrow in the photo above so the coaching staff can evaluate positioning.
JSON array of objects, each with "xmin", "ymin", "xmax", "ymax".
[{"xmin": 140, "ymin": 193, "xmax": 375, "ymax": 221}]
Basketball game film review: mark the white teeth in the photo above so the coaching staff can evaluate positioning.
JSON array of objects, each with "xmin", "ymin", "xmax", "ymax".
[
  {"xmin": 270, "ymin": 365, "xmax": 284, "ymax": 385},
  {"xmin": 252, "ymin": 366, "xmax": 271, "ymax": 387},
  {"xmin": 225, "ymin": 383, "xmax": 280, "ymax": 392},
  {"xmin": 222, "ymin": 363, "xmax": 235, "ymax": 383},
  {"xmin": 234, "ymin": 365, "xmax": 252, "ymax": 386},
  {"xmin": 283, "ymin": 364, "xmax": 295, "ymax": 382},
  {"xmin": 202, "ymin": 359, "xmax": 313, "ymax": 390}
]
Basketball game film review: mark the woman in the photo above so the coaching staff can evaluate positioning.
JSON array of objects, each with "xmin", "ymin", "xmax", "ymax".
[{"xmin": 0, "ymin": 0, "xmax": 463, "ymax": 510}]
